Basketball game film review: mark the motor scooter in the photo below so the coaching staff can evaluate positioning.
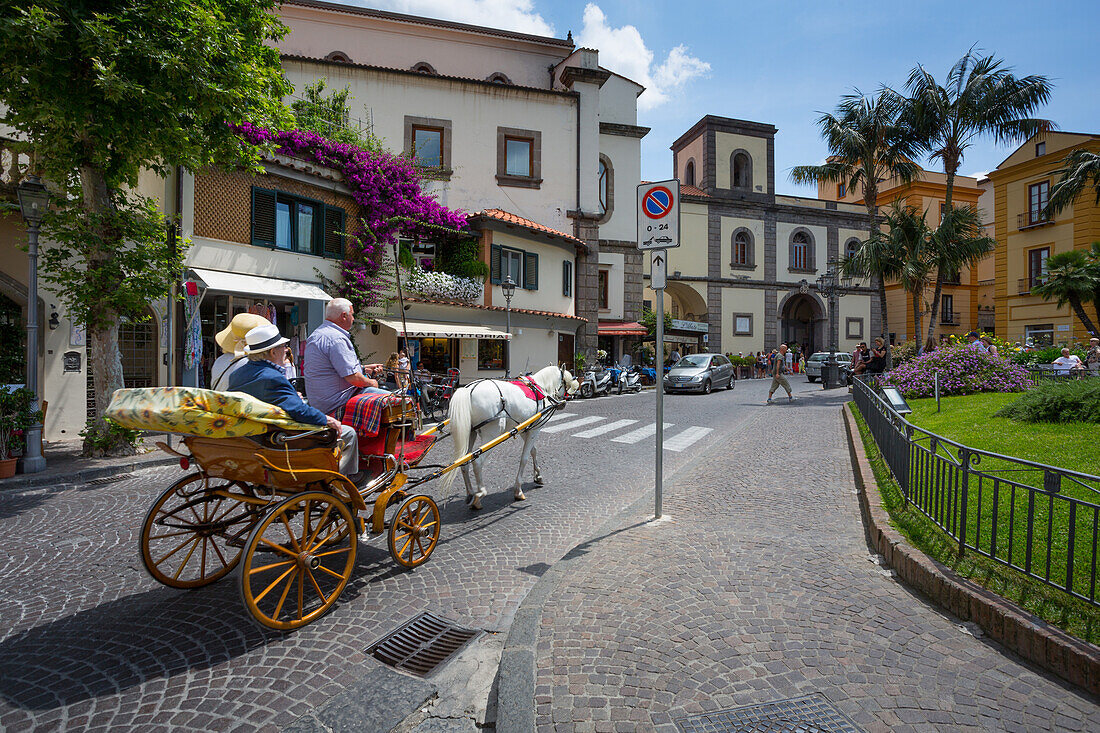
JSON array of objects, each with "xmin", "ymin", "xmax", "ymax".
[
  {"xmin": 616, "ymin": 364, "xmax": 643, "ymax": 394},
  {"xmin": 579, "ymin": 365, "xmax": 613, "ymax": 398}
]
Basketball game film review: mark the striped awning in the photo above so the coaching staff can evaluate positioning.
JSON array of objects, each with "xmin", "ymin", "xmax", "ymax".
[{"xmin": 598, "ymin": 321, "xmax": 647, "ymax": 337}]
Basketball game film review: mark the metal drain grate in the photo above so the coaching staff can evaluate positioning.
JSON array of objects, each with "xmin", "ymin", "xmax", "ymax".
[
  {"xmin": 367, "ymin": 612, "xmax": 481, "ymax": 677},
  {"xmin": 675, "ymin": 693, "xmax": 863, "ymax": 733},
  {"xmin": 86, "ymin": 474, "xmax": 134, "ymax": 485}
]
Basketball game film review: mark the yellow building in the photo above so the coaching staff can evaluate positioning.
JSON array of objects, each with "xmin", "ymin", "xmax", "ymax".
[
  {"xmin": 991, "ymin": 132, "xmax": 1100, "ymax": 345},
  {"xmin": 818, "ymin": 165, "xmax": 986, "ymax": 343}
]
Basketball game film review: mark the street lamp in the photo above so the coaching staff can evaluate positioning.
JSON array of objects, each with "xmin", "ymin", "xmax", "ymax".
[
  {"xmin": 816, "ymin": 259, "xmax": 851, "ymax": 390},
  {"xmin": 16, "ymin": 175, "xmax": 50, "ymax": 473},
  {"xmin": 502, "ymin": 275, "xmax": 516, "ymax": 377}
]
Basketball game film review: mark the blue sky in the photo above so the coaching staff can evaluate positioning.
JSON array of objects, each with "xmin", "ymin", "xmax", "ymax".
[{"xmin": 352, "ymin": 1, "xmax": 1099, "ymax": 194}]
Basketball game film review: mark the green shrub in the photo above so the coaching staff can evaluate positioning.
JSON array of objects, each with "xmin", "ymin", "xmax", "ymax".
[
  {"xmin": 1011, "ymin": 345, "xmax": 1087, "ymax": 366},
  {"xmin": 995, "ymin": 379, "xmax": 1100, "ymax": 424}
]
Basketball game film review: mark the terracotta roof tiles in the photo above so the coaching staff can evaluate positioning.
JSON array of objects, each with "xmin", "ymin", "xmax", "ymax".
[{"xmin": 471, "ymin": 209, "xmax": 587, "ymax": 248}]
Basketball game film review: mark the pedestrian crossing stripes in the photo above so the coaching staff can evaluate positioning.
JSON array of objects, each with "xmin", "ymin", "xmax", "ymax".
[
  {"xmin": 662, "ymin": 426, "xmax": 713, "ymax": 452},
  {"xmin": 540, "ymin": 415, "xmax": 605, "ymax": 433},
  {"xmin": 610, "ymin": 422, "xmax": 672, "ymax": 444},
  {"xmin": 571, "ymin": 419, "xmax": 638, "ymax": 439},
  {"xmin": 538, "ymin": 413, "xmax": 713, "ymax": 452}
]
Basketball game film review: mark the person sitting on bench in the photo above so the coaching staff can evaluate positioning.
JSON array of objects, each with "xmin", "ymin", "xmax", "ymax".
[{"xmin": 229, "ymin": 322, "xmax": 361, "ymax": 482}]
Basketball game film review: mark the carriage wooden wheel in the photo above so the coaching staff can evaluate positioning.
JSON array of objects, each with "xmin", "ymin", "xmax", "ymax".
[
  {"xmin": 239, "ymin": 491, "xmax": 357, "ymax": 631},
  {"xmin": 387, "ymin": 494, "xmax": 440, "ymax": 568},
  {"xmin": 139, "ymin": 473, "xmax": 258, "ymax": 588}
]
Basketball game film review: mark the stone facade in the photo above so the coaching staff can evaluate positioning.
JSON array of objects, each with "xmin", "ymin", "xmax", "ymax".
[{"xmin": 657, "ymin": 115, "xmax": 879, "ymax": 356}]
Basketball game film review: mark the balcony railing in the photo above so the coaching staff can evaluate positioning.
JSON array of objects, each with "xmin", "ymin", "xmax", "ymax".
[
  {"xmin": 1018, "ymin": 211, "xmax": 1052, "ymax": 230},
  {"xmin": 1017, "ymin": 277, "xmax": 1045, "ymax": 295}
]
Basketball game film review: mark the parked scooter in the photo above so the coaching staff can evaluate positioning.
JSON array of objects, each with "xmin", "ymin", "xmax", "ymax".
[
  {"xmin": 613, "ymin": 363, "xmax": 643, "ymax": 394},
  {"xmin": 579, "ymin": 365, "xmax": 613, "ymax": 398}
]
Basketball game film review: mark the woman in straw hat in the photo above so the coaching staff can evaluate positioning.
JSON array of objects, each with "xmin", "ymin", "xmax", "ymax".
[{"xmin": 210, "ymin": 313, "xmax": 271, "ymax": 390}]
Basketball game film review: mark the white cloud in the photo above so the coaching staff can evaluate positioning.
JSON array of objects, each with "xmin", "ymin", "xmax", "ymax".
[
  {"xmin": 577, "ymin": 4, "xmax": 709, "ymax": 110},
  {"xmin": 353, "ymin": 1, "xmax": 555, "ymax": 37}
]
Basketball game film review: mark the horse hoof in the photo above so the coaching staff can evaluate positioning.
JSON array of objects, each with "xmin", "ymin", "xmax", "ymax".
[
  {"xmin": 470, "ymin": 499, "xmax": 482, "ymax": 511},
  {"xmin": 514, "ymin": 492, "xmax": 526, "ymax": 502},
  {"xmin": 534, "ymin": 477, "xmax": 544, "ymax": 486}
]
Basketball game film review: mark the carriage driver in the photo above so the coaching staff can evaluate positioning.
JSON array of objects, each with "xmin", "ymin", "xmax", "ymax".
[
  {"xmin": 228, "ymin": 322, "xmax": 362, "ymax": 482},
  {"xmin": 303, "ymin": 298, "xmax": 388, "ymax": 419}
]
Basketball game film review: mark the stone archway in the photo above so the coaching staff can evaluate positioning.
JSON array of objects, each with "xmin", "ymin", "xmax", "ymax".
[{"xmin": 778, "ymin": 289, "xmax": 826, "ymax": 355}]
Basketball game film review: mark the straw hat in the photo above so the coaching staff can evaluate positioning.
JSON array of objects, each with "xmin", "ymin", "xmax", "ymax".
[
  {"xmin": 214, "ymin": 313, "xmax": 271, "ymax": 354},
  {"xmin": 243, "ymin": 323, "xmax": 290, "ymax": 355}
]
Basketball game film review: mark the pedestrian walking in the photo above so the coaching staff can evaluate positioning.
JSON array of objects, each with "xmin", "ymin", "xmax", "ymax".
[{"xmin": 767, "ymin": 344, "xmax": 794, "ymax": 404}]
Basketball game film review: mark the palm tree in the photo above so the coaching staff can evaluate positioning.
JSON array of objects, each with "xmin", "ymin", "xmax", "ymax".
[
  {"xmin": 845, "ymin": 204, "xmax": 933, "ymax": 348},
  {"xmin": 1045, "ymin": 148, "xmax": 1100, "ymax": 218},
  {"xmin": 904, "ymin": 48, "xmax": 1053, "ymax": 333},
  {"xmin": 1032, "ymin": 250, "xmax": 1100, "ymax": 337},
  {"xmin": 923, "ymin": 205, "xmax": 997, "ymax": 338},
  {"xmin": 791, "ymin": 88, "xmax": 922, "ymax": 359}
]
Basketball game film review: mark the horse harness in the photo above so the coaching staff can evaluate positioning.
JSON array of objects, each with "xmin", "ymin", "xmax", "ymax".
[{"xmin": 467, "ymin": 372, "xmax": 565, "ymax": 433}]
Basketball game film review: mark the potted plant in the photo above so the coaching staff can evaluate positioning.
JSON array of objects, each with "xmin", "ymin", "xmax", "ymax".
[{"xmin": 0, "ymin": 388, "xmax": 42, "ymax": 478}]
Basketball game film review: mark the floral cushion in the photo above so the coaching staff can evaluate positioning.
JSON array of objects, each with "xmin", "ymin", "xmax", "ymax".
[{"xmin": 105, "ymin": 387, "xmax": 319, "ymax": 438}]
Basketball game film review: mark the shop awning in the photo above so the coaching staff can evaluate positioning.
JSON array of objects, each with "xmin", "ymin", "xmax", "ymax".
[
  {"xmin": 189, "ymin": 268, "xmax": 332, "ymax": 302},
  {"xmin": 374, "ymin": 318, "xmax": 511, "ymax": 340},
  {"xmin": 599, "ymin": 320, "xmax": 647, "ymax": 337}
]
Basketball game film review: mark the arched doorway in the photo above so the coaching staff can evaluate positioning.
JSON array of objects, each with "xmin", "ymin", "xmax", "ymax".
[
  {"xmin": 0, "ymin": 293, "xmax": 25, "ymax": 384},
  {"xmin": 780, "ymin": 294, "xmax": 824, "ymax": 355}
]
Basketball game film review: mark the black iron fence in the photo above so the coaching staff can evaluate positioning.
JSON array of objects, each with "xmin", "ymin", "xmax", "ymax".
[
  {"xmin": 1024, "ymin": 365, "xmax": 1098, "ymax": 383},
  {"xmin": 852, "ymin": 375, "xmax": 1100, "ymax": 608}
]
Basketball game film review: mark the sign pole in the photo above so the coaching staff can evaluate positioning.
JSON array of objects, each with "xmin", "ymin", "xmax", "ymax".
[
  {"xmin": 655, "ymin": 282, "xmax": 664, "ymax": 519},
  {"xmin": 637, "ymin": 180, "xmax": 679, "ymax": 522}
]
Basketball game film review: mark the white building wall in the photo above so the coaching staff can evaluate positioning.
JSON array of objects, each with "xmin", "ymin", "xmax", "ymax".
[
  {"xmin": 598, "ymin": 132, "xmax": 640, "ymax": 242},
  {"xmin": 488, "ymin": 230, "xmax": 575, "ymax": 315}
]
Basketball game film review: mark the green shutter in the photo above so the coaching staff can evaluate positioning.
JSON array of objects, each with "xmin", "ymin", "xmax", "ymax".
[
  {"xmin": 323, "ymin": 205, "xmax": 345, "ymax": 258},
  {"xmin": 251, "ymin": 187, "xmax": 276, "ymax": 247},
  {"xmin": 490, "ymin": 244, "xmax": 502, "ymax": 284},
  {"xmin": 524, "ymin": 251, "xmax": 538, "ymax": 290}
]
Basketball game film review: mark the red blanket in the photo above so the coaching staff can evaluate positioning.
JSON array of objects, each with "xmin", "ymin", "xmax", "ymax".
[
  {"xmin": 341, "ymin": 392, "xmax": 394, "ymax": 437},
  {"xmin": 509, "ymin": 378, "xmax": 545, "ymax": 402}
]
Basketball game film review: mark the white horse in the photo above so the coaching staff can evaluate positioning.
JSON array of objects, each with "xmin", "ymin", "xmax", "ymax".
[{"xmin": 443, "ymin": 364, "xmax": 579, "ymax": 510}]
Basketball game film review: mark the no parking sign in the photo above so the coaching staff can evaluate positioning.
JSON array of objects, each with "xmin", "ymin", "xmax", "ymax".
[{"xmin": 637, "ymin": 180, "xmax": 680, "ymax": 251}]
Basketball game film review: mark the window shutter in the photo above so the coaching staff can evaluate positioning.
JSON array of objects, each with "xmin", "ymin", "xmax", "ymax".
[
  {"xmin": 490, "ymin": 244, "xmax": 502, "ymax": 284},
  {"xmin": 562, "ymin": 261, "xmax": 572, "ymax": 297},
  {"xmin": 251, "ymin": 188, "xmax": 276, "ymax": 247},
  {"xmin": 323, "ymin": 205, "xmax": 345, "ymax": 258},
  {"xmin": 524, "ymin": 251, "xmax": 538, "ymax": 290}
]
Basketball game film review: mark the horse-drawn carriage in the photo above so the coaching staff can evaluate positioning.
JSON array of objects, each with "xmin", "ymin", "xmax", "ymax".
[{"xmin": 107, "ymin": 365, "xmax": 575, "ymax": 631}]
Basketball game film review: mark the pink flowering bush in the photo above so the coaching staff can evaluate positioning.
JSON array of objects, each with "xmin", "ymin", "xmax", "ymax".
[
  {"xmin": 232, "ymin": 123, "xmax": 468, "ymax": 315},
  {"xmin": 880, "ymin": 344, "xmax": 1033, "ymax": 398}
]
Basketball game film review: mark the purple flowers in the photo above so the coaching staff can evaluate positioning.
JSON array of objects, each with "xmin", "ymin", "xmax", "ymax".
[
  {"xmin": 231, "ymin": 123, "xmax": 469, "ymax": 312},
  {"xmin": 881, "ymin": 344, "xmax": 1034, "ymax": 398}
]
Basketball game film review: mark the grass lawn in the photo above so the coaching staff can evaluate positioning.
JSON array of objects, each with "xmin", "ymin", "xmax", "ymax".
[{"xmin": 907, "ymin": 392, "xmax": 1099, "ymax": 478}]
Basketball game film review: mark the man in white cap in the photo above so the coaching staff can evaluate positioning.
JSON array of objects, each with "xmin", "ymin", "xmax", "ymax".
[{"xmin": 229, "ymin": 322, "xmax": 361, "ymax": 481}]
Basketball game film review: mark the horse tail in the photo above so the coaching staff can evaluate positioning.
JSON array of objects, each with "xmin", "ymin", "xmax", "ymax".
[{"xmin": 442, "ymin": 385, "xmax": 472, "ymax": 490}]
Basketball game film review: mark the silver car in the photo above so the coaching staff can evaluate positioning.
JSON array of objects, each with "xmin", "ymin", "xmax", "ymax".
[
  {"xmin": 804, "ymin": 351, "xmax": 853, "ymax": 382},
  {"xmin": 663, "ymin": 353, "xmax": 735, "ymax": 394}
]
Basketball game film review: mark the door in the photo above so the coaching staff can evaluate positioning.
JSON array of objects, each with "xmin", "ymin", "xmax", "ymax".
[{"xmin": 557, "ymin": 333, "xmax": 574, "ymax": 370}]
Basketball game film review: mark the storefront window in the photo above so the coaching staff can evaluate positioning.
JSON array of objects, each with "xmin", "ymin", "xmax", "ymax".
[
  {"xmin": 419, "ymin": 337, "xmax": 453, "ymax": 373},
  {"xmin": 477, "ymin": 339, "xmax": 507, "ymax": 371}
]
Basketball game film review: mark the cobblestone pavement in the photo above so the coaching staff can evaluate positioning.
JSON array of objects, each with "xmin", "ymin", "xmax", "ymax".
[
  {"xmin": 531, "ymin": 381, "xmax": 1100, "ymax": 732},
  {"xmin": 0, "ymin": 383, "xmax": 740, "ymax": 732}
]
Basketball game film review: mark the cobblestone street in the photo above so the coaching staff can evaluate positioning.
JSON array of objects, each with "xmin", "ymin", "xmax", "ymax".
[{"xmin": 526, "ymin": 381, "xmax": 1100, "ymax": 731}]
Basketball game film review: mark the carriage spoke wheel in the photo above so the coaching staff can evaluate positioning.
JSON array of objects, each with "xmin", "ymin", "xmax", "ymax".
[
  {"xmin": 240, "ymin": 491, "xmax": 356, "ymax": 631},
  {"xmin": 140, "ymin": 473, "xmax": 254, "ymax": 589},
  {"xmin": 388, "ymin": 495, "xmax": 440, "ymax": 569}
]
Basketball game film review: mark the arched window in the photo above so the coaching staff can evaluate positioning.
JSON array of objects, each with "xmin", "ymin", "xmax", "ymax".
[
  {"xmin": 731, "ymin": 151, "xmax": 751, "ymax": 189},
  {"xmin": 486, "ymin": 72, "xmax": 512, "ymax": 84},
  {"xmin": 597, "ymin": 157, "xmax": 610, "ymax": 217},
  {"xmin": 411, "ymin": 61, "xmax": 437, "ymax": 75},
  {"xmin": 324, "ymin": 51, "xmax": 351, "ymax": 63},
  {"xmin": 731, "ymin": 229, "xmax": 753, "ymax": 268},
  {"xmin": 844, "ymin": 238, "xmax": 861, "ymax": 260},
  {"xmin": 684, "ymin": 159, "xmax": 696, "ymax": 187},
  {"xmin": 790, "ymin": 230, "xmax": 815, "ymax": 272}
]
